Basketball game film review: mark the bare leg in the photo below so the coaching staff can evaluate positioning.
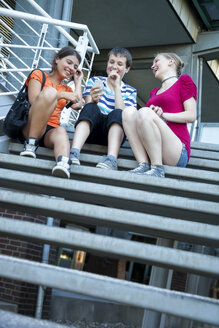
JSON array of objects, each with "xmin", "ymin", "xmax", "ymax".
[
  {"xmin": 22, "ymin": 87, "xmax": 57, "ymax": 139},
  {"xmin": 44, "ymin": 126, "xmax": 71, "ymax": 179},
  {"xmin": 137, "ymin": 108, "xmax": 182, "ymax": 166},
  {"xmin": 122, "ymin": 107, "xmax": 149, "ymax": 163},
  {"xmin": 107, "ymin": 123, "xmax": 124, "ymax": 158},
  {"xmin": 44, "ymin": 126, "xmax": 70, "ymax": 161},
  {"xmin": 71, "ymin": 120, "xmax": 91, "ymax": 151}
]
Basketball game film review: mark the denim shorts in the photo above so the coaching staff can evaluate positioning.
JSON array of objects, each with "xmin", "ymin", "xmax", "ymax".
[{"xmin": 176, "ymin": 143, "xmax": 188, "ymax": 167}]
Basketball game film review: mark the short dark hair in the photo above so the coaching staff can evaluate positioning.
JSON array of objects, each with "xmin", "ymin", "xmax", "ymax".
[
  {"xmin": 51, "ymin": 46, "xmax": 81, "ymax": 72},
  {"xmin": 108, "ymin": 47, "xmax": 132, "ymax": 68}
]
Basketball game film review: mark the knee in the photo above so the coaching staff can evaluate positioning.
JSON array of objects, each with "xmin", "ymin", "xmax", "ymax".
[
  {"xmin": 82, "ymin": 103, "xmax": 99, "ymax": 115},
  {"xmin": 137, "ymin": 107, "xmax": 154, "ymax": 125},
  {"xmin": 122, "ymin": 106, "xmax": 137, "ymax": 124},
  {"xmin": 40, "ymin": 87, "xmax": 57, "ymax": 107},
  {"xmin": 54, "ymin": 126, "xmax": 69, "ymax": 141}
]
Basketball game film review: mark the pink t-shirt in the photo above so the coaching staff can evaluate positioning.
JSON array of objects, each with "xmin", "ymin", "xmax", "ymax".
[{"xmin": 146, "ymin": 74, "xmax": 197, "ymax": 160}]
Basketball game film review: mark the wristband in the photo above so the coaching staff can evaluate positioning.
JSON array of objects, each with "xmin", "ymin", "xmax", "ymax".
[{"xmin": 161, "ymin": 113, "xmax": 167, "ymax": 124}]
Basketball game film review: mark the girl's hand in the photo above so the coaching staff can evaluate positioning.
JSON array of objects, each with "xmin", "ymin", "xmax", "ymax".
[
  {"xmin": 150, "ymin": 105, "xmax": 167, "ymax": 123},
  {"xmin": 59, "ymin": 92, "xmax": 80, "ymax": 104},
  {"xmin": 150, "ymin": 104, "xmax": 163, "ymax": 117},
  {"xmin": 69, "ymin": 92, "xmax": 80, "ymax": 104},
  {"xmin": 73, "ymin": 68, "xmax": 83, "ymax": 84}
]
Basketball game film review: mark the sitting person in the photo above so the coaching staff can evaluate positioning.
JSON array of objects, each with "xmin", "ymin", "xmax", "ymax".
[
  {"xmin": 70, "ymin": 47, "xmax": 137, "ymax": 170},
  {"xmin": 122, "ymin": 52, "xmax": 197, "ymax": 178},
  {"xmin": 20, "ymin": 46, "xmax": 83, "ymax": 179}
]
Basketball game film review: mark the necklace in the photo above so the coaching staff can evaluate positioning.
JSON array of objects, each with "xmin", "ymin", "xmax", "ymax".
[{"xmin": 161, "ymin": 76, "xmax": 177, "ymax": 84}]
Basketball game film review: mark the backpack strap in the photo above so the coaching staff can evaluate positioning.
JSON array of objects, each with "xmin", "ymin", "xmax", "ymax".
[
  {"xmin": 40, "ymin": 70, "xmax": 46, "ymax": 89},
  {"xmin": 20, "ymin": 69, "xmax": 46, "ymax": 92}
]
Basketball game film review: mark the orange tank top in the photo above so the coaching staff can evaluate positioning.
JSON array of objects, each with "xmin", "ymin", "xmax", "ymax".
[{"xmin": 26, "ymin": 69, "xmax": 72, "ymax": 127}]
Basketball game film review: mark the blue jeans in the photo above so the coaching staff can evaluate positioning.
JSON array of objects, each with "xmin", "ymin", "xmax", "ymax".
[{"xmin": 177, "ymin": 143, "xmax": 188, "ymax": 167}]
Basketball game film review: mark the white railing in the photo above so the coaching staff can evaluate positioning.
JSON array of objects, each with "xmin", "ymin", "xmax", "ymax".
[{"xmin": 0, "ymin": 1, "xmax": 99, "ymax": 125}]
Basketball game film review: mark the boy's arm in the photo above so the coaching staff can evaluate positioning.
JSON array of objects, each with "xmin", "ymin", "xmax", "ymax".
[
  {"xmin": 108, "ymin": 71, "xmax": 126, "ymax": 110},
  {"xmin": 114, "ymin": 86, "xmax": 126, "ymax": 109}
]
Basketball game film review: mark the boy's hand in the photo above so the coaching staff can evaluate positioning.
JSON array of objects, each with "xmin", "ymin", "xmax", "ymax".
[
  {"xmin": 90, "ymin": 86, "xmax": 103, "ymax": 103},
  {"xmin": 109, "ymin": 70, "xmax": 120, "ymax": 89}
]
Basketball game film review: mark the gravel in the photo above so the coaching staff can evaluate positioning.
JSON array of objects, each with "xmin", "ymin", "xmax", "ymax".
[{"xmin": 56, "ymin": 320, "xmax": 137, "ymax": 328}]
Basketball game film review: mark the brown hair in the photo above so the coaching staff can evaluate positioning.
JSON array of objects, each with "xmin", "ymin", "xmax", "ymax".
[
  {"xmin": 108, "ymin": 47, "xmax": 132, "ymax": 68},
  {"xmin": 51, "ymin": 46, "xmax": 81, "ymax": 72},
  {"xmin": 158, "ymin": 52, "xmax": 185, "ymax": 77}
]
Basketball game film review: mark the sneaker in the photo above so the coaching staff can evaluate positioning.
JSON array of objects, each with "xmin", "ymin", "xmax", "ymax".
[
  {"xmin": 70, "ymin": 149, "xmax": 80, "ymax": 165},
  {"xmin": 144, "ymin": 165, "xmax": 165, "ymax": 178},
  {"xmin": 129, "ymin": 162, "xmax": 150, "ymax": 174},
  {"xmin": 52, "ymin": 156, "xmax": 71, "ymax": 179},
  {"xmin": 96, "ymin": 155, "xmax": 118, "ymax": 170},
  {"xmin": 20, "ymin": 137, "xmax": 39, "ymax": 158}
]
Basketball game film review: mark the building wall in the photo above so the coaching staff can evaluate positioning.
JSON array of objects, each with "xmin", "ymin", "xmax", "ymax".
[
  {"xmin": 0, "ymin": 210, "xmax": 59, "ymax": 319},
  {"xmin": 201, "ymin": 62, "xmax": 219, "ymax": 122}
]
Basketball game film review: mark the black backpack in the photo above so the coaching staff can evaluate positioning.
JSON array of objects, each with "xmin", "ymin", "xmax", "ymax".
[{"xmin": 3, "ymin": 69, "xmax": 46, "ymax": 139}]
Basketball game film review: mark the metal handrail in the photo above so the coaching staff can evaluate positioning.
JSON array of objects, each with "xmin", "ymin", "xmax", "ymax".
[
  {"xmin": 0, "ymin": 4, "xmax": 99, "ymax": 125},
  {"xmin": 0, "ymin": 8, "xmax": 99, "ymax": 55}
]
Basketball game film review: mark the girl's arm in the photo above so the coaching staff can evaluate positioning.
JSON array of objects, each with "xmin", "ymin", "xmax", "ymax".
[
  {"xmin": 27, "ymin": 79, "xmax": 42, "ymax": 105},
  {"xmin": 57, "ymin": 68, "xmax": 84, "ymax": 109},
  {"xmin": 162, "ymin": 97, "xmax": 197, "ymax": 123},
  {"xmin": 71, "ymin": 68, "xmax": 83, "ymax": 109}
]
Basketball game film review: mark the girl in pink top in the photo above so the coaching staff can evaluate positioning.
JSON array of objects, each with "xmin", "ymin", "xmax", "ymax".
[{"xmin": 122, "ymin": 53, "xmax": 197, "ymax": 178}]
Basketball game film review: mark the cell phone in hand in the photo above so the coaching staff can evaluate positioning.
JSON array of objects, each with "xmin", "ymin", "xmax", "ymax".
[{"xmin": 94, "ymin": 79, "xmax": 104, "ymax": 93}]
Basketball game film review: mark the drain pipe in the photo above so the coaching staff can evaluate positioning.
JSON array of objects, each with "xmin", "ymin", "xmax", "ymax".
[
  {"xmin": 194, "ymin": 56, "xmax": 203, "ymax": 141},
  {"xmin": 35, "ymin": 216, "xmax": 54, "ymax": 319},
  {"xmin": 59, "ymin": 0, "xmax": 74, "ymax": 48}
]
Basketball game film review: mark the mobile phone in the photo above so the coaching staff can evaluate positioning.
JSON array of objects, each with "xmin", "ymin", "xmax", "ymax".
[{"xmin": 94, "ymin": 79, "xmax": 104, "ymax": 91}]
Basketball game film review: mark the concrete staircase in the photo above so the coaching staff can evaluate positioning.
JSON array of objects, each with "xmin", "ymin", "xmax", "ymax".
[{"xmin": 0, "ymin": 135, "xmax": 219, "ymax": 327}]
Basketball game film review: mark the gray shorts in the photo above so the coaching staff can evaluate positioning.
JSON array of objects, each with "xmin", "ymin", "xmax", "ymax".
[{"xmin": 176, "ymin": 144, "xmax": 188, "ymax": 167}]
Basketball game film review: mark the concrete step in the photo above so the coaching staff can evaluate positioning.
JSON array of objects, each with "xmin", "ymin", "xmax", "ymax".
[
  {"xmin": 0, "ymin": 255, "xmax": 219, "ymax": 326},
  {"xmin": 0, "ymin": 310, "xmax": 68, "ymax": 328},
  {"xmin": 1, "ymin": 217, "xmax": 219, "ymax": 276},
  {"xmin": 1, "ymin": 153, "xmax": 219, "ymax": 190},
  {"xmin": 191, "ymin": 141, "xmax": 219, "ymax": 152},
  {"xmin": 0, "ymin": 168, "xmax": 219, "ymax": 223},
  {"xmin": 8, "ymin": 142, "xmax": 219, "ymax": 172},
  {"xmin": 0, "ymin": 190, "xmax": 218, "ymax": 242},
  {"xmin": 1, "ymin": 160, "xmax": 219, "ymax": 202}
]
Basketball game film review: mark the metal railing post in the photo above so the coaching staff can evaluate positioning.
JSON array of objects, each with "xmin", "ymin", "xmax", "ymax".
[
  {"xmin": 32, "ymin": 23, "xmax": 48, "ymax": 69},
  {"xmin": 35, "ymin": 216, "xmax": 54, "ymax": 319}
]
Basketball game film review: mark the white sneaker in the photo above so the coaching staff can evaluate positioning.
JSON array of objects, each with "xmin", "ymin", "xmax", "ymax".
[
  {"xmin": 20, "ymin": 138, "xmax": 39, "ymax": 158},
  {"xmin": 52, "ymin": 156, "xmax": 71, "ymax": 179},
  {"xmin": 96, "ymin": 155, "xmax": 118, "ymax": 170},
  {"xmin": 70, "ymin": 150, "xmax": 80, "ymax": 165}
]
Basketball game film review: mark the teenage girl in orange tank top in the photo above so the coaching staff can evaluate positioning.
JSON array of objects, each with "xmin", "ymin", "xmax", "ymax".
[{"xmin": 20, "ymin": 46, "xmax": 83, "ymax": 178}]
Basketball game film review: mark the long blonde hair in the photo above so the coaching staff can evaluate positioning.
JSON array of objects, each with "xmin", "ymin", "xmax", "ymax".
[{"xmin": 158, "ymin": 52, "xmax": 184, "ymax": 77}]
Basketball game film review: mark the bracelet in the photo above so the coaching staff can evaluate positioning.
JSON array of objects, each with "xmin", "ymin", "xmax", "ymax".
[{"xmin": 161, "ymin": 113, "xmax": 167, "ymax": 124}]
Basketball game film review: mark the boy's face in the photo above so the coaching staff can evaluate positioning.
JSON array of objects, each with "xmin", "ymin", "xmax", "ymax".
[{"xmin": 106, "ymin": 54, "xmax": 130, "ymax": 80}]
